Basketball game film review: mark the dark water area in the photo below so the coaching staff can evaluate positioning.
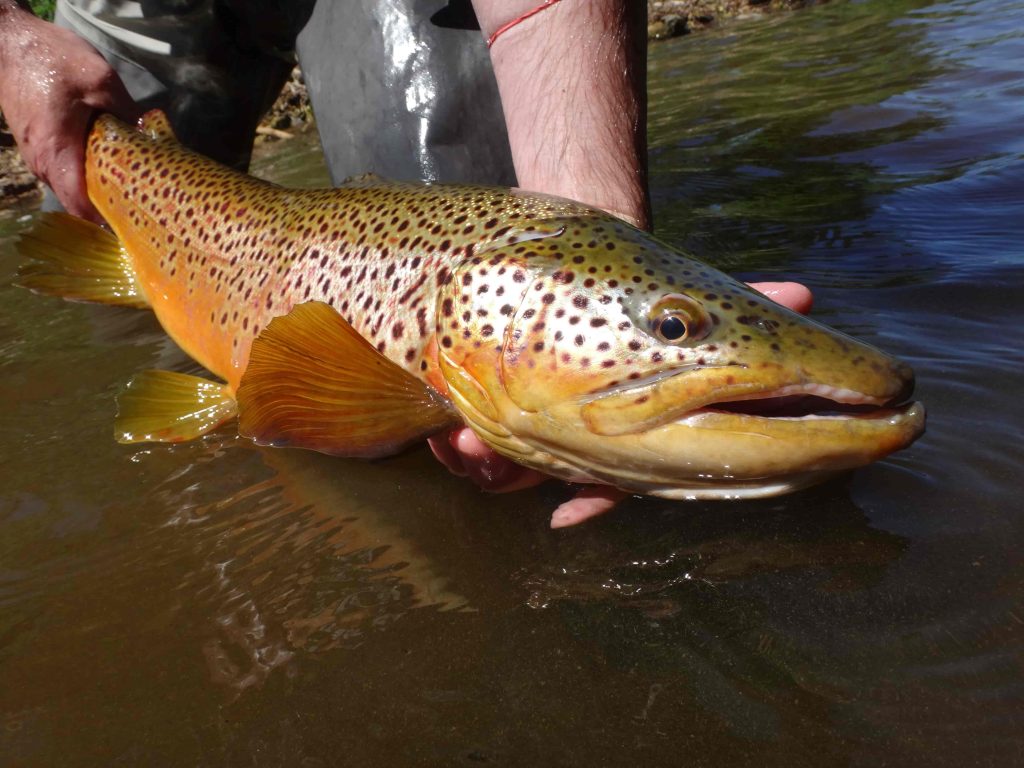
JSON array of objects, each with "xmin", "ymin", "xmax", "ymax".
[{"xmin": 1, "ymin": 0, "xmax": 1022, "ymax": 764}]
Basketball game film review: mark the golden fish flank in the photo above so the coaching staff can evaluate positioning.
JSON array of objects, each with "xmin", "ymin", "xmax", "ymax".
[{"xmin": 17, "ymin": 112, "xmax": 925, "ymax": 503}]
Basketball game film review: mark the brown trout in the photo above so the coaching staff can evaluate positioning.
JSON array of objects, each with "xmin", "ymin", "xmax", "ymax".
[{"xmin": 18, "ymin": 112, "xmax": 924, "ymax": 504}]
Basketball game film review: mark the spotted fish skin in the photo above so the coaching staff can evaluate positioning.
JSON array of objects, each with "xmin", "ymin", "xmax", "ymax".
[
  {"xmin": 86, "ymin": 112, "xmax": 591, "ymax": 391},
  {"xmin": 82, "ymin": 112, "xmax": 923, "ymax": 499},
  {"xmin": 434, "ymin": 217, "xmax": 924, "ymax": 495}
]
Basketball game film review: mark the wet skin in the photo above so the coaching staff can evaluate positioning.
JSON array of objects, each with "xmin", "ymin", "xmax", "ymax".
[{"xmin": 430, "ymin": 281, "xmax": 815, "ymax": 527}]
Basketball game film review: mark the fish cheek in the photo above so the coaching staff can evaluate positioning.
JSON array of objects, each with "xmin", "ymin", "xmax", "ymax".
[
  {"xmin": 499, "ymin": 273, "xmax": 632, "ymax": 413},
  {"xmin": 436, "ymin": 256, "xmax": 536, "ymax": 421}
]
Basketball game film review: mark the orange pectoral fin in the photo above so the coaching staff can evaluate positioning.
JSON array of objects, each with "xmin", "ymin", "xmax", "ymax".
[{"xmin": 237, "ymin": 302, "xmax": 460, "ymax": 459}]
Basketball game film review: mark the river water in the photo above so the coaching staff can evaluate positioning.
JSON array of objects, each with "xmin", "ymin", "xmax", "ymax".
[{"xmin": 1, "ymin": 0, "xmax": 1022, "ymax": 765}]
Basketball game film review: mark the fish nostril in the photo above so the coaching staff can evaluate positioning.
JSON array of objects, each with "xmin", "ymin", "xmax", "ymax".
[{"xmin": 888, "ymin": 364, "xmax": 916, "ymax": 405}]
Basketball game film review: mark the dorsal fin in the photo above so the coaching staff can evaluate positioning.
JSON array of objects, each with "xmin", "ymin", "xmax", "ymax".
[
  {"xmin": 237, "ymin": 302, "xmax": 460, "ymax": 458},
  {"xmin": 138, "ymin": 109, "xmax": 177, "ymax": 141},
  {"xmin": 337, "ymin": 171, "xmax": 392, "ymax": 188}
]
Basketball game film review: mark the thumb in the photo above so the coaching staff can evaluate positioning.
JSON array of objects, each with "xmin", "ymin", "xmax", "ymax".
[{"xmin": 82, "ymin": 69, "xmax": 143, "ymax": 125}]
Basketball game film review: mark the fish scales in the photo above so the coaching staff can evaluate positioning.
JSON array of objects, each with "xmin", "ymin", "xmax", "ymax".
[{"xmin": 86, "ymin": 112, "xmax": 594, "ymax": 390}]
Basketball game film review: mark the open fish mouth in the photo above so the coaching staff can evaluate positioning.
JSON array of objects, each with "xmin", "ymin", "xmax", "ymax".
[
  {"xmin": 691, "ymin": 383, "xmax": 917, "ymax": 422},
  {"xmin": 577, "ymin": 363, "xmax": 921, "ymax": 438}
]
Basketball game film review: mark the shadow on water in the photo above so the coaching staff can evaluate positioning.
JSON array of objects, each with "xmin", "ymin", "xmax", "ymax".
[{"xmin": 2, "ymin": 0, "xmax": 1024, "ymax": 765}]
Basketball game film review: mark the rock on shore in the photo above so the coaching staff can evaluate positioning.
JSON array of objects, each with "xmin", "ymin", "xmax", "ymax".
[{"xmin": 648, "ymin": 0, "xmax": 828, "ymax": 39}]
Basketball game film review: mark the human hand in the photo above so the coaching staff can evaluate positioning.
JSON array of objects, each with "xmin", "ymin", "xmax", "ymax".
[
  {"xmin": 428, "ymin": 280, "xmax": 815, "ymax": 527},
  {"xmin": 0, "ymin": 6, "xmax": 140, "ymax": 220}
]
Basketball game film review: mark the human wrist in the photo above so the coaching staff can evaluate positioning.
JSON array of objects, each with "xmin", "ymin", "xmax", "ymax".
[
  {"xmin": 0, "ymin": 2, "xmax": 39, "ymax": 76},
  {"xmin": 472, "ymin": 0, "xmax": 560, "ymax": 41}
]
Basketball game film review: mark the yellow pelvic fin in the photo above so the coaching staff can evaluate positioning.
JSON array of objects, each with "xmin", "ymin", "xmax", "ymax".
[
  {"xmin": 115, "ymin": 370, "xmax": 237, "ymax": 443},
  {"xmin": 16, "ymin": 212, "xmax": 148, "ymax": 308},
  {"xmin": 237, "ymin": 301, "xmax": 460, "ymax": 459}
]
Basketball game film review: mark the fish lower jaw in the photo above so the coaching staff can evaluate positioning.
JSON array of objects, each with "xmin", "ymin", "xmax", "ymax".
[
  {"xmin": 630, "ymin": 470, "xmax": 845, "ymax": 501},
  {"xmin": 681, "ymin": 402, "xmax": 921, "ymax": 425},
  {"xmin": 488, "ymin": 399, "xmax": 925, "ymax": 500}
]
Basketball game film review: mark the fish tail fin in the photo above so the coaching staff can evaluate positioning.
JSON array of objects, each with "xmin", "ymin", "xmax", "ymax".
[
  {"xmin": 115, "ymin": 370, "xmax": 237, "ymax": 443},
  {"xmin": 15, "ymin": 212, "xmax": 148, "ymax": 308}
]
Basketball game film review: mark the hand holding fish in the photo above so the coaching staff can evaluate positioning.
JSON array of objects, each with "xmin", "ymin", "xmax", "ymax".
[{"xmin": 0, "ymin": 1, "xmax": 139, "ymax": 220}]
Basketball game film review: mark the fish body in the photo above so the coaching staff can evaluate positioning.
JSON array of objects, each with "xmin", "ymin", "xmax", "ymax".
[{"xmin": 19, "ymin": 112, "xmax": 924, "ymax": 501}]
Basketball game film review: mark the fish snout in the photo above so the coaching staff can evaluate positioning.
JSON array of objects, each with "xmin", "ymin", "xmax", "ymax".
[{"xmin": 886, "ymin": 359, "xmax": 916, "ymax": 405}]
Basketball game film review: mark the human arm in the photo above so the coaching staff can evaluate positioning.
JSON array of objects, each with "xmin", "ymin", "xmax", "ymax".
[
  {"xmin": 0, "ymin": 0, "xmax": 139, "ymax": 220},
  {"xmin": 471, "ymin": 0, "xmax": 650, "ymax": 229}
]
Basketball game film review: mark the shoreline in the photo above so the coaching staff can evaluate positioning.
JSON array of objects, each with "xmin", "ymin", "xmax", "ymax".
[{"xmin": 0, "ymin": 0, "xmax": 828, "ymax": 207}]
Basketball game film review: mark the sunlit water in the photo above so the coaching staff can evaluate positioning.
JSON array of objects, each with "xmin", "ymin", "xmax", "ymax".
[{"xmin": 1, "ymin": 1, "xmax": 1022, "ymax": 764}]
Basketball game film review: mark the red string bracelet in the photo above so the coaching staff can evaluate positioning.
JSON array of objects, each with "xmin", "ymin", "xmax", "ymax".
[{"xmin": 486, "ymin": 0, "xmax": 564, "ymax": 49}]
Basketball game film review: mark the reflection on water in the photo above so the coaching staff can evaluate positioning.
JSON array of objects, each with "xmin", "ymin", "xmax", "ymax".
[{"xmin": 2, "ymin": 0, "xmax": 1024, "ymax": 764}]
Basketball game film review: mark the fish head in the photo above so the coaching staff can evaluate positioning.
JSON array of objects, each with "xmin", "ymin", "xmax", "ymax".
[{"xmin": 437, "ymin": 215, "xmax": 925, "ymax": 499}]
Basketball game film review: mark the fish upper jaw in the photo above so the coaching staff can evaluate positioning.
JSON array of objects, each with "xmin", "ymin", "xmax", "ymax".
[{"xmin": 575, "ymin": 355, "xmax": 915, "ymax": 437}]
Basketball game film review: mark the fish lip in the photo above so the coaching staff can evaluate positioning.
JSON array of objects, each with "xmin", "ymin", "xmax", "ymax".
[
  {"xmin": 584, "ymin": 369, "xmax": 904, "ymax": 415},
  {"xmin": 684, "ymin": 399, "xmax": 924, "ymax": 424},
  {"xmin": 701, "ymin": 382, "xmax": 894, "ymax": 412}
]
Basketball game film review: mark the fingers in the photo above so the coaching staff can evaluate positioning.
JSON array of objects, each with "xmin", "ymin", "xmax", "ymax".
[
  {"xmin": 748, "ymin": 281, "xmax": 813, "ymax": 315},
  {"xmin": 429, "ymin": 426, "xmax": 628, "ymax": 527},
  {"xmin": 82, "ymin": 66, "xmax": 143, "ymax": 124},
  {"xmin": 45, "ymin": 145, "xmax": 99, "ymax": 221},
  {"xmin": 550, "ymin": 486, "xmax": 629, "ymax": 529},
  {"xmin": 428, "ymin": 427, "xmax": 547, "ymax": 492},
  {"xmin": 42, "ymin": 107, "xmax": 103, "ymax": 221}
]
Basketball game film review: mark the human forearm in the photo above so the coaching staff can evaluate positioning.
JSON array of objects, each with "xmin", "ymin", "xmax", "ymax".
[
  {"xmin": 0, "ymin": 0, "xmax": 37, "ymax": 65},
  {"xmin": 472, "ymin": 0, "xmax": 651, "ymax": 230}
]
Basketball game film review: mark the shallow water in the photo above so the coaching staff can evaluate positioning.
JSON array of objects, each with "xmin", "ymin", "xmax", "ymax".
[{"xmin": 1, "ymin": 0, "xmax": 1023, "ymax": 764}]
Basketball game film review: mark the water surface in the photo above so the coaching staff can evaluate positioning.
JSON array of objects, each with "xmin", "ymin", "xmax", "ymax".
[{"xmin": 2, "ymin": 1, "xmax": 1022, "ymax": 764}]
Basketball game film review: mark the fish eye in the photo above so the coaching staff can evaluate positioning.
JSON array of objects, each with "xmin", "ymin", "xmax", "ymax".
[
  {"xmin": 657, "ymin": 315, "xmax": 689, "ymax": 341},
  {"xmin": 648, "ymin": 294, "xmax": 710, "ymax": 344}
]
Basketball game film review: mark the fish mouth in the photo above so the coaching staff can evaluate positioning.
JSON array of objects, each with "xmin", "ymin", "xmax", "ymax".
[
  {"xmin": 537, "ymin": 377, "xmax": 926, "ymax": 498},
  {"xmin": 690, "ymin": 382, "xmax": 915, "ymax": 422},
  {"xmin": 579, "ymin": 362, "xmax": 919, "ymax": 438}
]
